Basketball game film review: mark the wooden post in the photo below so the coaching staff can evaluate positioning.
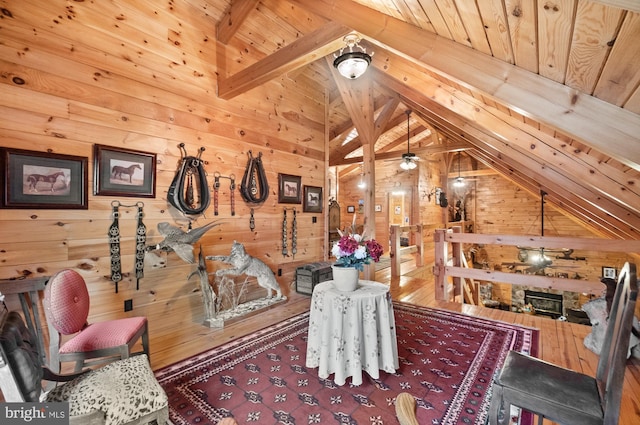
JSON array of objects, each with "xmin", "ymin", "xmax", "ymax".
[
  {"xmin": 452, "ymin": 226, "xmax": 462, "ymax": 302},
  {"xmin": 434, "ymin": 228, "xmax": 447, "ymax": 300},
  {"xmin": 415, "ymin": 224, "xmax": 424, "ymax": 267},
  {"xmin": 390, "ymin": 224, "xmax": 401, "ymax": 277}
]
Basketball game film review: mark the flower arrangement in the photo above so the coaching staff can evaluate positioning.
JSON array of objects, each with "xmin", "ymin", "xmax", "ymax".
[{"xmin": 331, "ymin": 216, "xmax": 383, "ymax": 271}]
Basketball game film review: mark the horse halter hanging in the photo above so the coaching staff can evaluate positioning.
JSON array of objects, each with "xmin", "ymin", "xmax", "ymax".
[
  {"xmin": 168, "ymin": 143, "xmax": 211, "ymax": 215},
  {"xmin": 240, "ymin": 150, "xmax": 269, "ymax": 204}
]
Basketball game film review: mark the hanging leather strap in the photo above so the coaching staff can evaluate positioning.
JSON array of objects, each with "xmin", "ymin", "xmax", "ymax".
[
  {"xmin": 108, "ymin": 201, "xmax": 122, "ymax": 293},
  {"xmin": 240, "ymin": 150, "xmax": 269, "ymax": 204},
  {"xmin": 291, "ymin": 208, "xmax": 297, "ymax": 259},
  {"xmin": 282, "ymin": 208, "xmax": 288, "ymax": 256},
  {"xmin": 213, "ymin": 172, "xmax": 220, "ymax": 216},
  {"xmin": 213, "ymin": 172, "xmax": 236, "ymax": 216},
  {"xmin": 229, "ymin": 174, "xmax": 236, "ymax": 216},
  {"xmin": 134, "ymin": 202, "xmax": 146, "ymax": 290},
  {"xmin": 108, "ymin": 201, "xmax": 146, "ymax": 293},
  {"xmin": 168, "ymin": 144, "xmax": 210, "ymax": 215}
]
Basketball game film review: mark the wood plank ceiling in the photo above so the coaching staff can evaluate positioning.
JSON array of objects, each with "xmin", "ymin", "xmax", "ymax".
[{"xmin": 209, "ymin": 0, "xmax": 640, "ymax": 240}]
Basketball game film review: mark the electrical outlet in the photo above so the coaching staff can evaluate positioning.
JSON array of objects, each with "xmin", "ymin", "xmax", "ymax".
[
  {"xmin": 124, "ymin": 299, "xmax": 133, "ymax": 312},
  {"xmin": 312, "ymin": 216, "xmax": 317, "ymax": 223},
  {"xmin": 277, "ymin": 268, "xmax": 282, "ymax": 276}
]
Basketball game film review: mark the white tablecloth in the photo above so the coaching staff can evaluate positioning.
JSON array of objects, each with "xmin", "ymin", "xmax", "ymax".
[{"xmin": 305, "ymin": 280, "xmax": 399, "ymax": 386}]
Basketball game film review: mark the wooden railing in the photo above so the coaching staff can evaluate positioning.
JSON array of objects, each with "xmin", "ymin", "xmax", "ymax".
[
  {"xmin": 433, "ymin": 227, "xmax": 640, "ymax": 302},
  {"xmin": 389, "ymin": 224, "xmax": 424, "ymax": 277}
]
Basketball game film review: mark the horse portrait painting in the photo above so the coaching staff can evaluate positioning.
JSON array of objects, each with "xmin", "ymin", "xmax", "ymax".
[
  {"xmin": 25, "ymin": 170, "xmax": 67, "ymax": 193},
  {"xmin": 111, "ymin": 162, "xmax": 143, "ymax": 185}
]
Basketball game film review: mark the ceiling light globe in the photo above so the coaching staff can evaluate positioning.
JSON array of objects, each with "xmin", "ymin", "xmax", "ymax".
[
  {"xmin": 334, "ymin": 52, "xmax": 371, "ymax": 79},
  {"xmin": 454, "ymin": 176, "xmax": 465, "ymax": 187},
  {"xmin": 400, "ymin": 160, "xmax": 417, "ymax": 170}
]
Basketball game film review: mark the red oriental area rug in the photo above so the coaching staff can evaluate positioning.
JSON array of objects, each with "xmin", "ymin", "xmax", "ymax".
[{"xmin": 155, "ymin": 302, "xmax": 538, "ymax": 425}]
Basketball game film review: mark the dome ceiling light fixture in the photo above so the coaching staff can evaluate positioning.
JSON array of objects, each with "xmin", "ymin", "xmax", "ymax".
[
  {"xmin": 333, "ymin": 33, "xmax": 373, "ymax": 79},
  {"xmin": 400, "ymin": 110, "xmax": 418, "ymax": 170}
]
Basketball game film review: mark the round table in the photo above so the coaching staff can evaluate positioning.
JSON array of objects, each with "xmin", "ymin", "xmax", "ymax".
[{"xmin": 305, "ymin": 280, "xmax": 398, "ymax": 386}]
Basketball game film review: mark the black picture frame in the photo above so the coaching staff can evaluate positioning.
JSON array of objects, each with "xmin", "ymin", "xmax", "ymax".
[
  {"xmin": 1, "ymin": 148, "xmax": 88, "ymax": 209},
  {"xmin": 94, "ymin": 144, "xmax": 156, "ymax": 198},
  {"xmin": 278, "ymin": 173, "xmax": 301, "ymax": 204},
  {"xmin": 347, "ymin": 205, "xmax": 355, "ymax": 213},
  {"xmin": 602, "ymin": 266, "xmax": 616, "ymax": 279},
  {"xmin": 303, "ymin": 185, "xmax": 323, "ymax": 213}
]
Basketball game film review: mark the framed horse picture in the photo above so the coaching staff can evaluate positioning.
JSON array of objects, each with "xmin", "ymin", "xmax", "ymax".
[
  {"xmin": 1, "ymin": 148, "xmax": 88, "ymax": 209},
  {"xmin": 303, "ymin": 185, "xmax": 322, "ymax": 213},
  {"xmin": 278, "ymin": 173, "xmax": 301, "ymax": 204},
  {"xmin": 94, "ymin": 144, "xmax": 156, "ymax": 198}
]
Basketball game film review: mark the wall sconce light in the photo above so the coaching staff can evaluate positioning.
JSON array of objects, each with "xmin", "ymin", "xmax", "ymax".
[{"xmin": 333, "ymin": 34, "xmax": 373, "ymax": 79}]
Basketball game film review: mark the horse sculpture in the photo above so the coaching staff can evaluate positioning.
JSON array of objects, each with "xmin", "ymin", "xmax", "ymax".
[
  {"xmin": 111, "ymin": 163, "xmax": 142, "ymax": 183},
  {"xmin": 26, "ymin": 171, "xmax": 65, "ymax": 192}
]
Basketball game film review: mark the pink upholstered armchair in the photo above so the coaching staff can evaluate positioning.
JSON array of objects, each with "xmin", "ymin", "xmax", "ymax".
[{"xmin": 43, "ymin": 269, "xmax": 149, "ymax": 373}]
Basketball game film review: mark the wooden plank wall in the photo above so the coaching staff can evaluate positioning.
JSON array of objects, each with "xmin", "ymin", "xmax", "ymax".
[{"xmin": 0, "ymin": 1, "xmax": 327, "ymax": 334}]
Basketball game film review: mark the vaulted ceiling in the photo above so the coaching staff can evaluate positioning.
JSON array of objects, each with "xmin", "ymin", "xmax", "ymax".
[{"xmin": 209, "ymin": 0, "xmax": 640, "ymax": 240}]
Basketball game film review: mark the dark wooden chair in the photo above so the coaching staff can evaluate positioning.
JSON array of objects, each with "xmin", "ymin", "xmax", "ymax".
[
  {"xmin": 0, "ymin": 306, "xmax": 168, "ymax": 425},
  {"xmin": 488, "ymin": 262, "xmax": 638, "ymax": 425}
]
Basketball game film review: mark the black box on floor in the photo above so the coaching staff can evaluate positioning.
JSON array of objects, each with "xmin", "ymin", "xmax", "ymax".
[{"xmin": 295, "ymin": 262, "xmax": 333, "ymax": 295}]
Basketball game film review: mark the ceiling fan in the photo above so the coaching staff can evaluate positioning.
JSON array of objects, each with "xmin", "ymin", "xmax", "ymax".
[
  {"xmin": 501, "ymin": 191, "xmax": 584, "ymax": 274},
  {"xmin": 400, "ymin": 110, "xmax": 419, "ymax": 170}
]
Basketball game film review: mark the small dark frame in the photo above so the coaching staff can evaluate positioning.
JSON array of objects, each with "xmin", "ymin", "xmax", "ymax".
[
  {"xmin": 1, "ymin": 148, "xmax": 88, "ymax": 209},
  {"xmin": 94, "ymin": 144, "xmax": 156, "ymax": 197},
  {"xmin": 278, "ymin": 173, "xmax": 302, "ymax": 204},
  {"xmin": 602, "ymin": 266, "xmax": 616, "ymax": 279},
  {"xmin": 303, "ymin": 185, "xmax": 323, "ymax": 213},
  {"xmin": 347, "ymin": 205, "xmax": 355, "ymax": 213}
]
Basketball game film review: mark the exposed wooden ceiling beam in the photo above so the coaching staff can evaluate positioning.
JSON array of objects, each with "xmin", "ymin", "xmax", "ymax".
[
  {"xmin": 590, "ymin": 0, "xmax": 640, "ymax": 13},
  {"xmin": 217, "ymin": 22, "xmax": 351, "ymax": 99},
  {"xmin": 329, "ymin": 58, "xmax": 376, "ymax": 143},
  {"xmin": 291, "ymin": 0, "xmax": 640, "ymax": 170},
  {"xmin": 375, "ymin": 69, "xmax": 640, "ymax": 237},
  {"xmin": 216, "ymin": 0, "xmax": 260, "ymax": 44},
  {"xmin": 372, "ymin": 96, "xmax": 400, "ymax": 141},
  {"xmin": 471, "ymin": 150, "xmax": 630, "ymax": 240},
  {"xmin": 335, "ymin": 141, "xmax": 471, "ymax": 165},
  {"xmin": 373, "ymin": 51, "xmax": 640, "ymax": 213},
  {"xmin": 329, "ymin": 111, "xmax": 411, "ymax": 165}
]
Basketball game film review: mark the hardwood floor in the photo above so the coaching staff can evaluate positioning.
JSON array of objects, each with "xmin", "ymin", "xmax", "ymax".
[{"xmin": 150, "ymin": 261, "xmax": 640, "ymax": 425}]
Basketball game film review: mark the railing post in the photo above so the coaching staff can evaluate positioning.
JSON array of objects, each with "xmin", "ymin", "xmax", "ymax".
[
  {"xmin": 434, "ymin": 229, "xmax": 447, "ymax": 300},
  {"xmin": 415, "ymin": 224, "xmax": 424, "ymax": 267},
  {"xmin": 452, "ymin": 226, "xmax": 462, "ymax": 302},
  {"xmin": 390, "ymin": 224, "xmax": 401, "ymax": 277}
]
